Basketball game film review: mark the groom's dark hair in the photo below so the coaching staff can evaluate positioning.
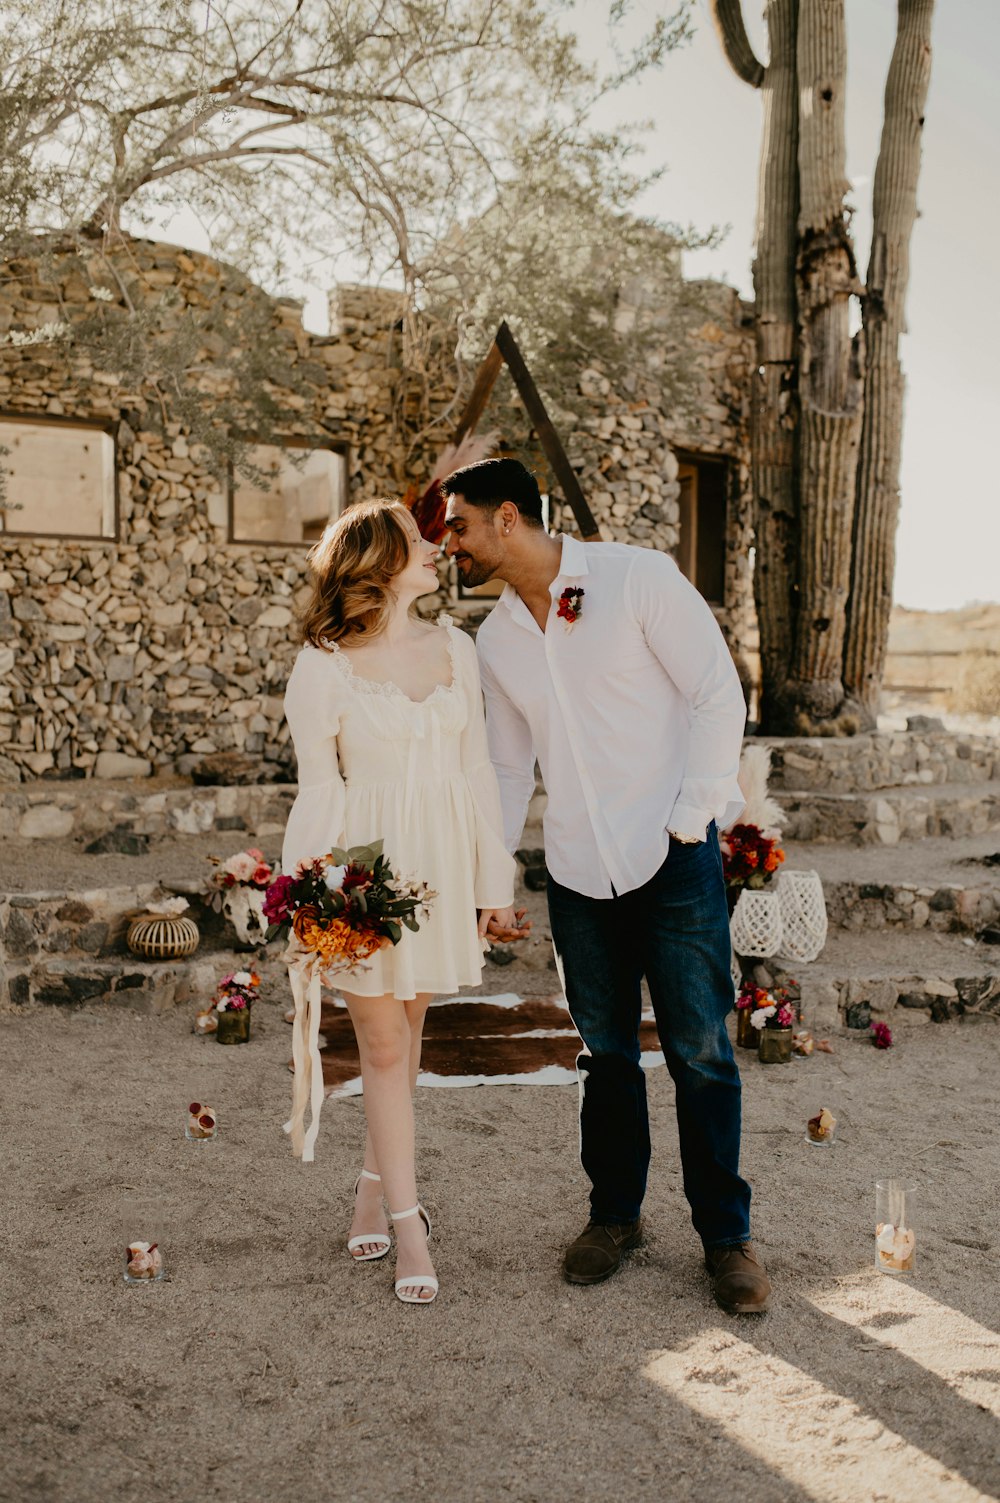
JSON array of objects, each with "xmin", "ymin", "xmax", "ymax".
[{"xmin": 440, "ymin": 457, "xmax": 545, "ymax": 528}]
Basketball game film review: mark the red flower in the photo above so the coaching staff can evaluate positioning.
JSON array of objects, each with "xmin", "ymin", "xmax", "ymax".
[
  {"xmin": 871, "ymin": 1022, "xmax": 893, "ymax": 1049},
  {"xmin": 188, "ymin": 1102, "xmax": 201, "ymax": 1114},
  {"xmin": 556, "ymin": 586, "xmax": 585, "ymax": 627}
]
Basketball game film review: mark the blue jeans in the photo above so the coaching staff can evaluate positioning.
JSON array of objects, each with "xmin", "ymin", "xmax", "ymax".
[{"xmin": 547, "ymin": 825, "xmax": 752, "ymax": 1250}]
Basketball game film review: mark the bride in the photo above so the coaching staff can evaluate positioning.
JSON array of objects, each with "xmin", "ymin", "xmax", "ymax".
[{"xmin": 281, "ymin": 498, "xmax": 525, "ymax": 1305}]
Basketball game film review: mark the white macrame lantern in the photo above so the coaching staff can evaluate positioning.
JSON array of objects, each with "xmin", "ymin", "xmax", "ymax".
[
  {"xmin": 729, "ymin": 888, "xmax": 784, "ymax": 958},
  {"xmin": 776, "ymin": 868, "xmax": 828, "ymax": 962}
]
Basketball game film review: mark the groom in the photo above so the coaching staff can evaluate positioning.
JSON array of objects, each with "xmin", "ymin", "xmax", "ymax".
[{"xmin": 442, "ymin": 458, "xmax": 771, "ymax": 1314}]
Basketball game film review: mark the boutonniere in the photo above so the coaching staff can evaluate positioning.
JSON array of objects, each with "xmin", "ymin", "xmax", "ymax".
[{"xmin": 556, "ymin": 585, "xmax": 585, "ymax": 632}]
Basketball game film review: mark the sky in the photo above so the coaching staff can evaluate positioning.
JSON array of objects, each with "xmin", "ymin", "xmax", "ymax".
[
  {"xmin": 565, "ymin": 0, "xmax": 1000, "ymax": 612},
  {"xmin": 163, "ymin": 0, "xmax": 999, "ymax": 613}
]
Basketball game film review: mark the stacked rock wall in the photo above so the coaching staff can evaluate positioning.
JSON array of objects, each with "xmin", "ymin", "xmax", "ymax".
[{"xmin": 0, "ymin": 237, "xmax": 755, "ymax": 781}]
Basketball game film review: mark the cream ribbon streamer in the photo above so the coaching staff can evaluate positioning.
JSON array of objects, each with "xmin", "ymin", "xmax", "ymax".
[{"xmin": 283, "ymin": 952, "xmax": 326, "ymax": 1163}]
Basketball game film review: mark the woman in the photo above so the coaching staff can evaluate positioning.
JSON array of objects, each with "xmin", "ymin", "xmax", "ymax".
[{"xmin": 281, "ymin": 499, "xmax": 522, "ymax": 1305}]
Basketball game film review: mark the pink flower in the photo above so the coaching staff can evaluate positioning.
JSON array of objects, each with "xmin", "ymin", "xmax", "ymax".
[
  {"xmin": 871, "ymin": 1022, "xmax": 893, "ymax": 1050},
  {"xmin": 775, "ymin": 1004, "xmax": 795, "ymax": 1028}
]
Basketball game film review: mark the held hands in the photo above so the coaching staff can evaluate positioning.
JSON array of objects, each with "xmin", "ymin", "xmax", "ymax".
[{"xmin": 477, "ymin": 906, "xmax": 532, "ymax": 942}]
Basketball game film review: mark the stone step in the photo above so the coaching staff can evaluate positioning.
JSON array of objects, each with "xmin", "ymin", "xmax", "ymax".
[
  {"xmin": 0, "ymin": 877, "xmax": 266, "ymax": 970},
  {"xmin": 751, "ymin": 930, "xmax": 1000, "ymax": 1029},
  {"xmin": 3, "ymin": 951, "xmax": 290, "ymax": 1012},
  {"xmin": 773, "ymin": 782, "xmax": 1000, "ymax": 845},
  {"xmin": 784, "ymin": 833, "xmax": 1000, "ymax": 935},
  {"xmin": 764, "ymin": 728, "xmax": 997, "ymax": 792},
  {"xmin": 0, "ymin": 778, "xmax": 295, "ymax": 843}
]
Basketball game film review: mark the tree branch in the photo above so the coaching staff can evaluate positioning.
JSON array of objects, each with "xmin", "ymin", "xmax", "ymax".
[{"xmin": 709, "ymin": 0, "xmax": 765, "ymax": 87}]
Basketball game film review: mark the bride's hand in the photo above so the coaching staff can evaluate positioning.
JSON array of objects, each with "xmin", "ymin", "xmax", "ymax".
[{"xmin": 477, "ymin": 906, "xmax": 532, "ymax": 941}]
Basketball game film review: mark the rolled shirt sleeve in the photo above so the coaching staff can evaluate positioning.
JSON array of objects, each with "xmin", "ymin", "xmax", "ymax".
[{"xmin": 627, "ymin": 552, "xmax": 746, "ymax": 841}]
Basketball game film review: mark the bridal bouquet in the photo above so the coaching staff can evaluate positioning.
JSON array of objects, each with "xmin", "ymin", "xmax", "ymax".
[{"xmin": 263, "ymin": 842, "xmax": 435, "ymax": 979}]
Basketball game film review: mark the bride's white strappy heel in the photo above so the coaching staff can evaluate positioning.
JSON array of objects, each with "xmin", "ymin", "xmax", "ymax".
[
  {"xmin": 390, "ymin": 1204, "xmax": 438, "ymax": 1304},
  {"xmin": 347, "ymin": 1169, "xmax": 391, "ymax": 1262}
]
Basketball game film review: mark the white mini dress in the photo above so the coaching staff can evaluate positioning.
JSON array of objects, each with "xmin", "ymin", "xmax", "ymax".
[{"xmin": 281, "ymin": 619, "xmax": 516, "ymax": 1000}]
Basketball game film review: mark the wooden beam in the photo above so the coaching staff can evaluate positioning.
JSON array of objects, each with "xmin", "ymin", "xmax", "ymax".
[
  {"xmin": 494, "ymin": 322, "xmax": 603, "ymax": 542},
  {"xmin": 451, "ymin": 340, "xmax": 504, "ymax": 445}
]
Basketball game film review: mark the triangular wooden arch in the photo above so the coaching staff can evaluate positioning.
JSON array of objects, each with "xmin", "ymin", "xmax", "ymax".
[{"xmin": 451, "ymin": 321, "xmax": 603, "ymax": 542}]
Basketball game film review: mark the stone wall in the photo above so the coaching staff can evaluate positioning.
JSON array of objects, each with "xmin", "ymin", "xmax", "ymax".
[{"xmin": 0, "ymin": 236, "xmax": 756, "ymax": 782}]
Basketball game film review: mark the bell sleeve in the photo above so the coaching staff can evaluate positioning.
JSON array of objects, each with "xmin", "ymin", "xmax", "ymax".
[
  {"xmin": 281, "ymin": 646, "xmax": 348, "ymax": 875},
  {"xmin": 453, "ymin": 628, "xmax": 517, "ymax": 910}
]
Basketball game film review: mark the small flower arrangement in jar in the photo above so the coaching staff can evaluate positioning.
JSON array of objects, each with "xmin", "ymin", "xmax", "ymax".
[
  {"xmin": 747, "ymin": 984, "xmax": 797, "ymax": 1063},
  {"xmin": 215, "ymin": 970, "xmax": 258, "ymax": 1045}
]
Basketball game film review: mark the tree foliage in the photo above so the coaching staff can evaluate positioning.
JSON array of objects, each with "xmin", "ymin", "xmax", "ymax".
[{"xmin": 1, "ymin": 0, "xmax": 696, "ymax": 468}]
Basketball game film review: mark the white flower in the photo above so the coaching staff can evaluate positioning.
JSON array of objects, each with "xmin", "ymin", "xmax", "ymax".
[
  {"xmin": 232, "ymin": 970, "xmax": 252, "ymax": 986},
  {"xmin": 216, "ymin": 998, "xmax": 229, "ymax": 1012},
  {"xmin": 89, "ymin": 285, "xmax": 114, "ymax": 302},
  {"xmin": 323, "ymin": 864, "xmax": 348, "ymax": 892},
  {"xmin": 146, "ymin": 896, "xmax": 189, "ymax": 916},
  {"xmin": 224, "ymin": 851, "xmax": 258, "ymax": 882},
  {"xmin": 750, "ymin": 1004, "xmax": 776, "ymax": 1030}
]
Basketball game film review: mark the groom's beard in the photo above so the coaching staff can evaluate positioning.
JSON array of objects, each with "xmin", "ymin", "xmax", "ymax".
[{"xmin": 455, "ymin": 554, "xmax": 500, "ymax": 588}]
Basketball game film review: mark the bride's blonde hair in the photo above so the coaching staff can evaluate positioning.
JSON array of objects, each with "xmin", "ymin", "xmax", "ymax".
[{"xmin": 300, "ymin": 498, "xmax": 413, "ymax": 647}]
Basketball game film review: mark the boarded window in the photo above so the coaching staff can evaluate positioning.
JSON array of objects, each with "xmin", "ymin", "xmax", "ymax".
[
  {"xmin": 0, "ymin": 416, "xmax": 117, "ymax": 539},
  {"xmin": 230, "ymin": 444, "xmax": 347, "ymax": 544},
  {"xmin": 676, "ymin": 454, "xmax": 728, "ymax": 606}
]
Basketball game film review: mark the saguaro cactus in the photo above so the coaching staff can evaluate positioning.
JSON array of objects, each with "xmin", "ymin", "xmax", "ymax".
[{"xmin": 710, "ymin": 0, "xmax": 934, "ymax": 733}]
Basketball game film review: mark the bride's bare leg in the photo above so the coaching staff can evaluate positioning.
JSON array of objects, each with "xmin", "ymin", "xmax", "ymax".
[{"xmin": 344, "ymin": 991, "xmax": 436, "ymax": 1298}]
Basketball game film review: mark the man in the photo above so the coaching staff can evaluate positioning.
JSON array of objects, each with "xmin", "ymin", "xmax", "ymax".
[{"xmin": 441, "ymin": 457, "xmax": 771, "ymax": 1314}]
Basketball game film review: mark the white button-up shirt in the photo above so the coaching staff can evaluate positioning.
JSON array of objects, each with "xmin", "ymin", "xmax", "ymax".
[{"xmin": 475, "ymin": 536, "xmax": 747, "ymax": 899}]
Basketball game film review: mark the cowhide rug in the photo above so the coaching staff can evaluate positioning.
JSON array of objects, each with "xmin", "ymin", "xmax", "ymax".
[{"xmin": 288, "ymin": 994, "xmax": 665, "ymax": 1096}]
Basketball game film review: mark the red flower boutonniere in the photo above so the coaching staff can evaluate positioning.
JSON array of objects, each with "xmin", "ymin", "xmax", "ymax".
[{"xmin": 556, "ymin": 585, "xmax": 585, "ymax": 632}]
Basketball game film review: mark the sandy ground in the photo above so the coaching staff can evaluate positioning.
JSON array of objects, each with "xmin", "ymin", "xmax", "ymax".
[{"xmin": 3, "ymin": 1000, "xmax": 1000, "ymax": 1503}]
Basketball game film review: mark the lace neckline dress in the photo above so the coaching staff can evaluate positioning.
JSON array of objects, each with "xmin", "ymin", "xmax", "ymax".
[{"xmin": 281, "ymin": 620, "xmax": 515, "ymax": 1003}]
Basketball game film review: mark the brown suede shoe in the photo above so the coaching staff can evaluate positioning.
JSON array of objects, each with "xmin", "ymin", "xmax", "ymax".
[
  {"xmin": 705, "ymin": 1243, "xmax": 772, "ymax": 1314},
  {"xmin": 563, "ymin": 1219, "xmax": 642, "ymax": 1285}
]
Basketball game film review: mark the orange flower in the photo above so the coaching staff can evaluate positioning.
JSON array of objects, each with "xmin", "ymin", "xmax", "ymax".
[
  {"xmin": 291, "ymin": 905, "xmax": 322, "ymax": 943},
  {"xmin": 295, "ymin": 913, "xmax": 382, "ymax": 966}
]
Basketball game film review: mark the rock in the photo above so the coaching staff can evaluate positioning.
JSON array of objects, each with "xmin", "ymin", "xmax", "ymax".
[
  {"xmin": 106, "ymin": 654, "xmax": 135, "ymax": 682},
  {"xmin": 55, "ymin": 901, "xmax": 93, "ymax": 923},
  {"xmin": 4, "ymin": 908, "xmax": 38, "ymax": 959},
  {"xmin": 256, "ymin": 605, "xmax": 293, "ymax": 628},
  {"xmin": 84, "ymin": 827, "xmax": 150, "ymax": 856},
  {"xmin": 523, "ymin": 866, "xmax": 548, "ymax": 893},
  {"xmin": 516, "ymin": 849, "xmax": 546, "ymax": 867},
  {"xmin": 18, "ymin": 805, "xmax": 74, "ymax": 839},
  {"xmin": 0, "ymin": 756, "xmax": 22, "ymax": 783},
  {"xmin": 906, "ymin": 715, "xmax": 945, "ymax": 734},
  {"xmin": 191, "ymin": 750, "xmax": 272, "ymax": 785},
  {"xmin": 979, "ymin": 926, "xmax": 1000, "ymax": 945},
  {"xmin": 485, "ymin": 945, "xmax": 516, "ymax": 967},
  {"xmin": 93, "ymin": 752, "xmax": 153, "ymax": 780}
]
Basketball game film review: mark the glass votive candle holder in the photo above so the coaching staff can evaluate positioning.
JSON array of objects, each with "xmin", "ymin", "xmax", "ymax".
[
  {"xmin": 875, "ymin": 1179, "xmax": 916, "ymax": 1274},
  {"xmin": 805, "ymin": 1107, "xmax": 837, "ymax": 1146},
  {"xmin": 124, "ymin": 1241, "xmax": 165, "ymax": 1284},
  {"xmin": 185, "ymin": 1101, "xmax": 218, "ymax": 1141}
]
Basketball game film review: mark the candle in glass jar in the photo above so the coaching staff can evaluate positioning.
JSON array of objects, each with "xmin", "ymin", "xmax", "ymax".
[{"xmin": 875, "ymin": 1179, "xmax": 916, "ymax": 1273}]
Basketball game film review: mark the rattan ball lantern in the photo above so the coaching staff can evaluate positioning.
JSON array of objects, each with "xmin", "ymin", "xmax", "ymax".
[{"xmin": 127, "ymin": 912, "xmax": 200, "ymax": 959}]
